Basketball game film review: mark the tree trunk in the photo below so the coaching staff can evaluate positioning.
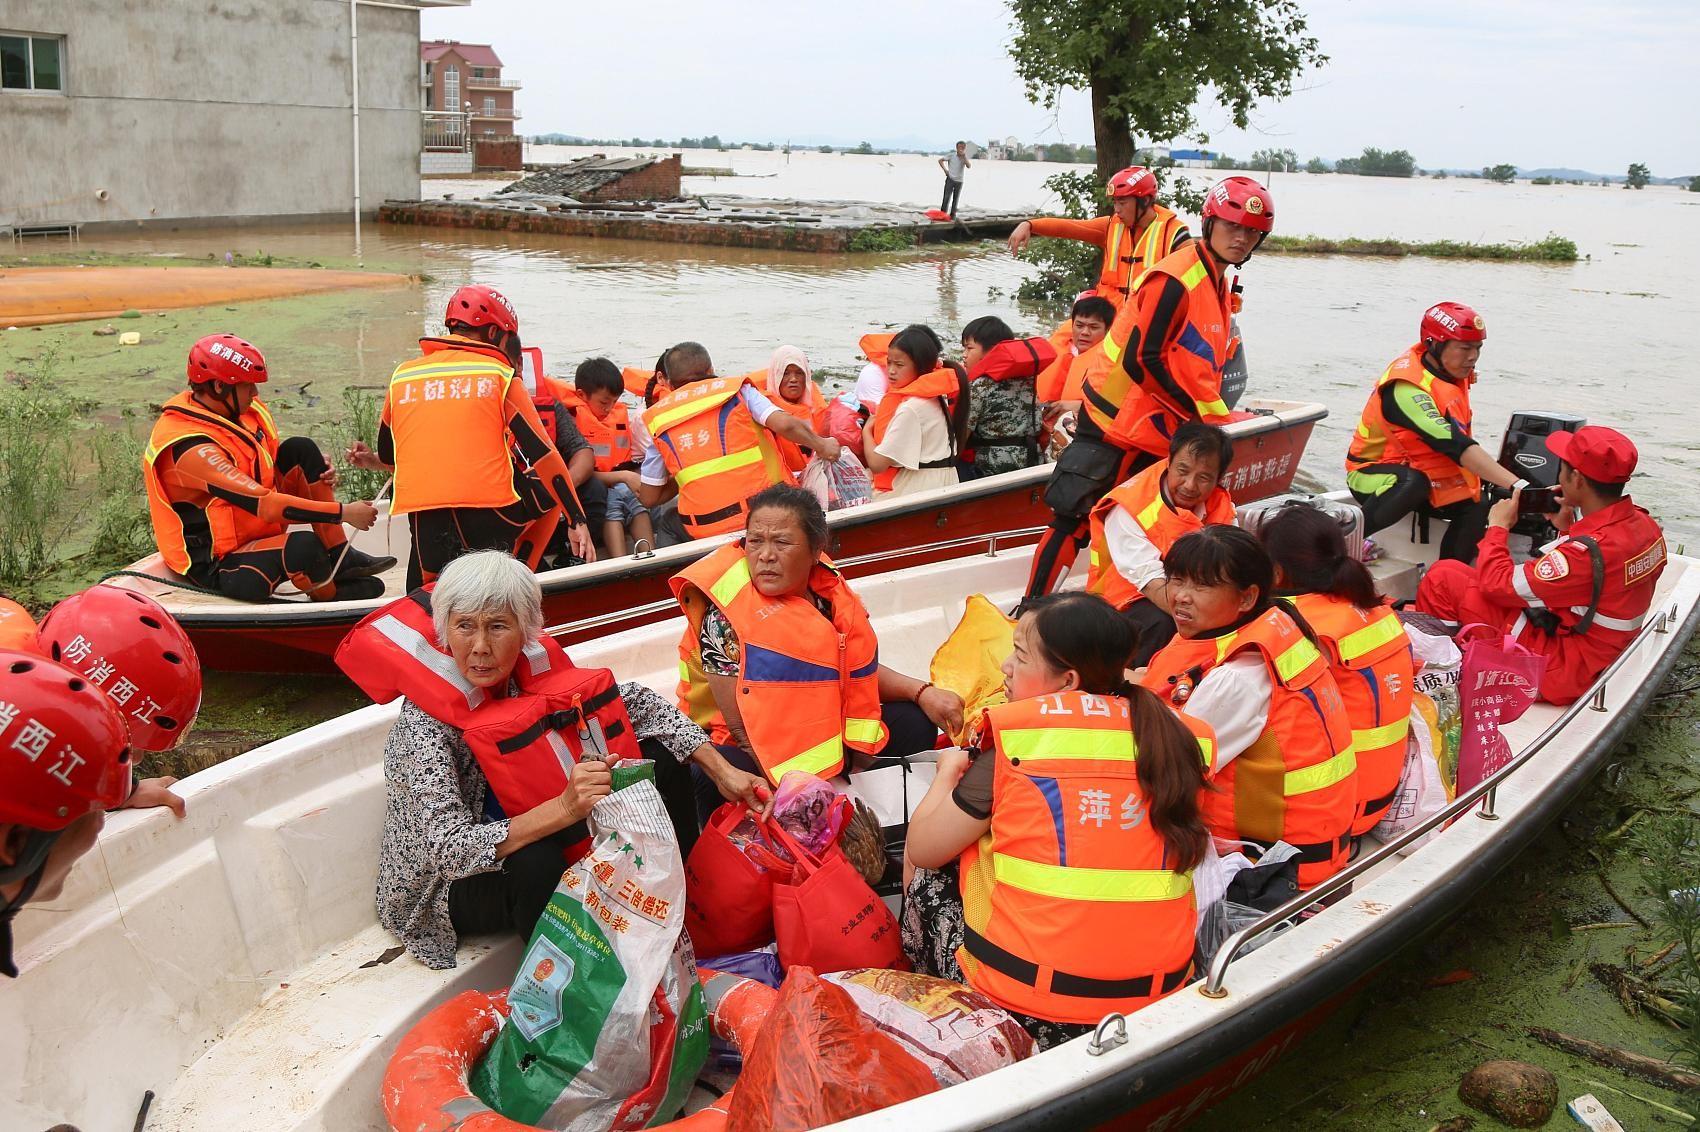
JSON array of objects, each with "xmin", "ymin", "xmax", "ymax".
[{"xmin": 1090, "ymin": 72, "xmax": 1134, "ymax": 209}]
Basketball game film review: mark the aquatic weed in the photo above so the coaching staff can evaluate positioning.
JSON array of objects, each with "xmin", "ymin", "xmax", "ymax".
[
  {"xmin": 1632, "ymin": 812, "xmax": 1700, "ymax": 1094},
  {"xmin": 88, "ymin": 415, "xmax": 153, "ymax": 562},
  {"xmin": 0, "ymin": 353, "xmax": 77, "ymax": 584},
  {"xmin": 332, "ymin": 386, "xmax": 389, "ymax": 502},
  {"xmin": 847, "ymin": 227, "xmax": 915, "ymax": 253}
]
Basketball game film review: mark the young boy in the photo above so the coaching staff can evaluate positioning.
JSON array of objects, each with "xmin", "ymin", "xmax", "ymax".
[{"xmin": 566, "ymin": 358, "xmax": 655, "ymax": 556}]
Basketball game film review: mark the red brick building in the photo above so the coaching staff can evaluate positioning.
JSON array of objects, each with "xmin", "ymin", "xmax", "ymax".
[{"xmin": 420, "ymin": 40, "xmax": 520, "ymax": 139}]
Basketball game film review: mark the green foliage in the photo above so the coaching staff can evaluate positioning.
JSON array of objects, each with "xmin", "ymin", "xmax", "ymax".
[
  {"xmin": 1211, "ymin": 154, "xmax": 1240, "ymax": 170},
  {"xmin": 1263, "ymin": 232, "xmax": 1578, "ymax": 262},
  {"xmin": 331, "ymin": 386, "xmax": 389, "ymax": 502},
  {"xmin": 1248, "ymin": 148, "xmax": 1298, "ymax": 172},
  {"xmin": 1304, "ymin": 156, "xmax": 1331, "ymax": 174},
  {"xmin": 1626, "ymin": 162, "xmax": 1651, "ymax": 189},
  {"xmin": 846, "ymin": 227, "xmax": 914, "ymax": 253},
  {"xmin": 1335, "ymin": 147, "xmax": 1417, "ymax": 177},
  {"xmin": 851, "ymin": 141, "xmax": 876, "ymax": 155},
  {"xmin": 89, "ymin": 418, "xmax": 152, "ymax": 563},
  {"xmin": 0, "ymin": 360, "xmax": 77, "ymax": 585},
  {"xmin": 1689, "ymin": 175, "xmax": 1700, "ymax": 193},
  {"xmin": 1530, "ymin": 175, "xmax": 1555, "ymax": 186},
  {"xmin": 1630, "ymin": 814, "xmax": 1700, "ymax": 1077},
  {"xmin": 817, "ymin": 144, "xmax": 833, "ymax": 154},
  {"xmin": 1005, "ymin": 0, "xmax": 1326, "ymax": 181},
  {"xmin": 1483, "ymin": 163, "xmax": 1518, "ymax": 184}
]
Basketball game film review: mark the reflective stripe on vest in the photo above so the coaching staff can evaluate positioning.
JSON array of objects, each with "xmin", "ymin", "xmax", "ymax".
[
  {"xmin": 674, "ymin": 445, "xmax": 767, "ymax": 488},
  {"xmin": 1212, "ymin": 629, "xmax": 1322, "ymax": 683},
  {"xmin": 1337, "ymin": 613, "xmax": 1407, "ymax": 660},
  {"xmin": 1353, "ymin": 718, "xmax": 1409, "ymax": 753},
  {"xmin": 992, "ymin": 854, "xmax": 1192, "ymax": 902},
  {"xmin": 1284, "ymin": 746, "xmax": 1358, "ymax": 796}
]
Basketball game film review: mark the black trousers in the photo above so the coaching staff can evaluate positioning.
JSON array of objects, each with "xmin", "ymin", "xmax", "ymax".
[
  {"xmin": 1349, "ymin": 463, "xmax": 1488, "ymax": 564},
  {"xmin": 406, "ymin": 500, "xmax": 532, "ymax": 591},
  {"xmin": 940, "ymin": 176, "xmax": 963, "ymax": 215},
  {"xmin": 1121, "ymin": 597, "xmax": 1178, "ymax": 667},
  {"xmin": 447, "ymin": 740, "xmax": 702, "ymax": 944},
  {"xmin": 191, "ymin": 437, "xmax": 340, "ymax": 601}
]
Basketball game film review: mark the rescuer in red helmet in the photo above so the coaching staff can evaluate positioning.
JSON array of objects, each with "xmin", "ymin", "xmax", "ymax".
[
  {"xmin": 1007, "ymin": 165, "xmax": 1191, "ymax": 310},
  {"xmin": 143, "ymin": 335, "xmax": 391, "ymax": 603},
  {"xmin": 1023, "ymin": 175, "xmax": 1267, "ymax": 602},
  {"xmin": 351, "ymin": 285, "xmax": 594, "ymax": 589},
  {"xmin": 1345, "ymin": 302, "xmax": 1524, "ymax": 561}
]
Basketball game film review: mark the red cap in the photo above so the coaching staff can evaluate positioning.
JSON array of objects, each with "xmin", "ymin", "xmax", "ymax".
[{"xmin": 1547, "ymin": 426, "xmax": 1637, "ymax": 484}]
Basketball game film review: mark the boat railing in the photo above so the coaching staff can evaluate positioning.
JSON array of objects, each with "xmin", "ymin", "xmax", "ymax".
[
  {"xmin": 1198, "ymin": 600, "xmax": 1682, "ymax": 999},
  {"xmin": 543, "ymin": 526, "xmax": 1048, "ymax": 638}
]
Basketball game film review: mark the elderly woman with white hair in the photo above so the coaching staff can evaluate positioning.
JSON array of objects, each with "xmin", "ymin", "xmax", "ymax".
[{"xmin": 375, "ymin": 550, "xmax": 767, "ymax": 970}]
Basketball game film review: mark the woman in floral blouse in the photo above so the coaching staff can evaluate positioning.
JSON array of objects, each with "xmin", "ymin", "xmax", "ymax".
[{"xmin": 375, "ymin": 550, "xmax": 767, "ymax": 969}]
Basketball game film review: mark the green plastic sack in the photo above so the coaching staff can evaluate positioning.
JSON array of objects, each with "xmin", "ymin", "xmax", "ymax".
[{"xmin": 471, "ymin": 762, "xmax": 709, "ymax": 1129}]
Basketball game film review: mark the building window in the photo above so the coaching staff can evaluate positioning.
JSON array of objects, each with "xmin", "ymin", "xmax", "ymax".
[
  {"xmin": 471, "ymin": 66, "xmax": 485, "ymax": 79},
  {"xmin": 1, "ymin": 33, "xmax": 63, "ymax": 92},
  {"xmin": 442, "ymin": 65, "xmax": 458, "ymax": 112},
  {"xmin": 482, "ymin": 97, "xmax": 495, "ymax": 116}
]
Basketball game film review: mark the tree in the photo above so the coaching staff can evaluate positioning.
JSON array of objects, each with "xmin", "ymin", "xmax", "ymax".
[
  {"xmin": 1006, "ymin": 0, "xmax": 1327, "ymax": 186},
  {"xmin": 817, "ymin": 144, "xmax": 834, "ymax": 153},
  {"xmin": 1250, "ymin": 147, "xmax": 1298, "ymax": 172},
  {"xmin": 1211, "ymin": 153, "xmax": 1241, "ymax": 170},
  {"xmin": 1626, "ymin": 162, "xmax": 1651, "ymax": 189},
  {"xmin": 1689, "ymin": 175, "xmax": 1700, "ymax": 193},
  {"xmin": 1483, "ymin": 164, "xmax": 1517, "ymax": 184},
  {"xmin": 851, "ymin": 141, "xmax": 875, "ymax": 155},
  {"xmin": 1304, "ymin": 156, "xmax": 1330, "ymax": 174}
]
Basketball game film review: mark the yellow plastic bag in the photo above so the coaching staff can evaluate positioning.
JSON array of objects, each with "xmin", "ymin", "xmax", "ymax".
[{"xmin": 927, "ymin": 594, "xmax": 1015, "ymax": 746}]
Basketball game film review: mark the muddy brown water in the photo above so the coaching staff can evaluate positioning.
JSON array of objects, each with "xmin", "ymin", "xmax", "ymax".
[{"xmin": 5, "ymin": 158, "xmax": 1698, "ymax": 1125}]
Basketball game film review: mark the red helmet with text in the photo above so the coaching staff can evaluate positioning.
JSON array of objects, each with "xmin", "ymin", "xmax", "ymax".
[
  {"xmin": 1420, "ymin": 301, "xmax": 1487, "ymax": 347},
  {"xmin": 0, "ymin": 649, "xmax": 133, "ymax": 832},
  {"xmin": 1107, "ymin": 166, "xmax": 1159, "ymax": 199},
  {"xmin": 38, "ymin": 586, "xmax": 203, "ymax": 753},
  {"xmin": 187, "ymin": 334, "xmax": 268, "ymax": 386},
  {"xmin": 445, "ymin": 285, "xmax": 519, "ymax": 334},
  {"xmin": 1202, "ymin": 176, "xmax": 1274, "ymax": 233}
]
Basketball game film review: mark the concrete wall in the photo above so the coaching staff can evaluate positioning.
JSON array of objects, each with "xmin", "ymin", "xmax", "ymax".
[{"xmin": 1, "ymin": 0, "xmax": 435, "ymax": 228}]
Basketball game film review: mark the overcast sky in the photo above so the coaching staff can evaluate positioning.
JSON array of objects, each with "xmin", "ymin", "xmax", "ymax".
[{"xmin": 422, "ymin": 0, "xmax": 1699, "ymax": 175}]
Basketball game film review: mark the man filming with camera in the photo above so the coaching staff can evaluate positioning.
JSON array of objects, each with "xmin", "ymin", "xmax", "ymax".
[{"xmin": 1414, "ymin": 426, "xmax": 1667, "ymax": 705}]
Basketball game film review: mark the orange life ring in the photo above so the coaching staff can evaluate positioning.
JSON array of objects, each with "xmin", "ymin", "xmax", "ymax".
[{"xmin": 381, "ymin": 971, "xmax": 781, "ymax": 1132}]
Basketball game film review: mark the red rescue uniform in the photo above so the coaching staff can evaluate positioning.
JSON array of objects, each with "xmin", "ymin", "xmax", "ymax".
[
  {"xmin": 1289, "ymin": 592, "xmax": 1414, "ymax": 835},
  {"xmin": 1143, "ymin": 607, "xmax": 1358, "ymax": 889},
  {"xmin": 1415, "ymin": 498, "xmax": 1667, "ymax": 705},
  {"xmin": 1085, "ymin": 459, "xmax": 1236, "ymax": 610},
  {"xmin": 957, "ymin": 690, "xmax": 1214, "ymax": 1024},
  {"xmin": 671, "ymin": 544, "xmax": 887, "ymax": 783}
]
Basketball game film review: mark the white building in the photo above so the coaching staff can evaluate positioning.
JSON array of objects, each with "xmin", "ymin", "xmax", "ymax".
[{"xmin": 3, "ymin": 0, "xmax": 469, "ymax": 231}]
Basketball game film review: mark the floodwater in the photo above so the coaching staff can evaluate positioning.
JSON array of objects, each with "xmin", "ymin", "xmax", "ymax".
[{"xmin": 23, "ymin": 145, "xmax": 1694, "ymax": 542}]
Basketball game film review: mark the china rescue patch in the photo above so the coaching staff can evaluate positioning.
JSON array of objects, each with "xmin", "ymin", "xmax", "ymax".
[
  {"xmin": 1533, "ymin": 551, "xmax": 1571, "ymax": 582},
  {"xmin": 1625, "ymin": 538, "xmax": 1667, "ymax": 585}
]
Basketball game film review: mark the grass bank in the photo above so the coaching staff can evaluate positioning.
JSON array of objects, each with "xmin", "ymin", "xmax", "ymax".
[
  {"xmin": 1197, "ymin": 640, "xmax": 1700, "ymax": 1129},
  {"xmin": 1263, "ymin": 232, "xmax": 1580, "ymax": 262},
  {"xmin": 0, "ymin": 247, "xmax": 419, "ymax": 275}
]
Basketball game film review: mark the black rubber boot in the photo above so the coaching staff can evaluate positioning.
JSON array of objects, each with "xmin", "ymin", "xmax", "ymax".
[{"xmin": 333, "ymin": 546, "xmax": 398, "ymax": 580}]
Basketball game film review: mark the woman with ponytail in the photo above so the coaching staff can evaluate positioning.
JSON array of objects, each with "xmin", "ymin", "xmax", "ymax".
[
  {"xmin": 863, "ymin": 324, "xmax": 970, "ymax": 497},
  {"xmin": 1140, "ymin": 525, "xmax": 1358, "ymax": 901},
  {"xmin": 1258, "ymin": 505, "xmax": 1414, "ymax": 837},
  {"xmin": 904, "ymin": 591, "xmax": 1213, "ymax": 1048}
]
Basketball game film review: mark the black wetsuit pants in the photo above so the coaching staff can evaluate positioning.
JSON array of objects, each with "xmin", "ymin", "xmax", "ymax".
[{"xmin": 1349, "ymin": 463, "xmax": 1489, "ymax": 564}]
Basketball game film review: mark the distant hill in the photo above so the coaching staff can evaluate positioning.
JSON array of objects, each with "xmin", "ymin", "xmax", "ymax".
[{"xmin": 1521, "ymin": 167, "xmax": 1608, "ymax": 181}]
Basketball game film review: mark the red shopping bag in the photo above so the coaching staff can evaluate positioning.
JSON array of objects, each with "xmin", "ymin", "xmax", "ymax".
[
  {"xmin": 1453, "ymin": 624, "xmax": 1548, "ymax": 795},
  {"xmin": 764, "ymin": 816, "xmax": 906, "ymax": 974},
  {"xmin": 684, "ymin": 804, "xmax": 792, "ymax": 959}
]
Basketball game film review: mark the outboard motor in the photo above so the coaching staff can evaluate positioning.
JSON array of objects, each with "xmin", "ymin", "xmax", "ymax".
[
  {"xmin": 1498, "ymin": 410, "xmax": 1587, "ymax": 487},
  {"xmin": 1496, "ymin": 410, "xmax": 1587, "ymax": 541},
  {"xmin": 1221, "ymin": 315, "xmax": 1248, "ymax": 409}
]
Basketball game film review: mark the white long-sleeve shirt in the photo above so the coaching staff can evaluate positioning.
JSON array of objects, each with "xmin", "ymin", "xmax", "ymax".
[{"xmin": 1179, "ymin": 655, "xmax": 1272, "ymax": 771}]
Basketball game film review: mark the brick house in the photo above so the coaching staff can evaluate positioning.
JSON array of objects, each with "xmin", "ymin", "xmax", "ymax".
[{"xmin": 420, "ymin": 39, "xmax": 519, "ymax": 139}]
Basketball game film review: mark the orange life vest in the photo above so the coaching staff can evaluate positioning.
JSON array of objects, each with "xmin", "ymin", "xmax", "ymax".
[
  {"xmin": 1095, "ymin": 205, "xmax": 1189, "ymax": 306},
  {"xmin": 766, "ymin": 378, "xmax": 831, "ymax": 475},
  {"xmin": 1345, "ymin": 345, "xmax": 1480, "ymax": 508},
  {"xmin": 557, "ymin": 386, "xmax": 634, "ymax": 472},
  {"xmin": 143, "ymin": 391, "xmax": 284, "ymax": 574},
  {"xmin": 641, "ymin": 377, "xmax": 788, "ymax": 537},
  {"xmin": 1289, "ymin": 592, "xmax": 1413, "ymax": 835},
  {"xmin": 621, "ymin": 367, "xmax": 657, "ymax": 399},
  {"xmin": 1085, "ymin": 460, "xmax": 1236, "ymax": 610},
  {"xmin": 865, "ymin": 367, "xmax": 962, "ymax": 492},
  {"xmin": 334, "ymin": 590, "xmax": 640, "ymax": 835},
  {"xmin": 670, "ymin": 543, "xmax": 887, "ymax": 783},
  {"xmin": 956, "ymin": 691, "xmax": 1213, "ymax": 1023},
  {"xmin": 1142, "ymin": 606, "xmax": 1358, "ymax": 889},
  {"xmin": 385, "ymin": 335, "xmax": 522, "ymax": 515},
  {"xmin": 1087, "ymin": 241, "xmax": 1235, "ymax": 457}
]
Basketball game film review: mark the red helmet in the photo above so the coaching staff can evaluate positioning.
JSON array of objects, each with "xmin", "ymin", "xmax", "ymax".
[
  {"xmin": 38, "ymin": 586, "xmax": 203, "ymax": 753},
  {"xmin": 1107, "ymin": 166, "xmax": 1159, "ymax": 199},
  {"xmin": 445, "ymin": 285, "xmax": 519, "ymax": 333},
  {"xmin": 1203, "ymin": 176, "xmax": 1275, "ymax": 234},
  {"xmin": 0, "ymin": 649, "xmax": 133, "ymax": 831},
  {"xmin": 187, "ymin": 334, "xmax": 268, "ymax": 386},
  {"xmin": 0, "ymin": 597, "xmax": 38, "ymax": 655},
  {"xmin": 1420, "ymin": 301, "xmax": 1487, "ymax": 347}
]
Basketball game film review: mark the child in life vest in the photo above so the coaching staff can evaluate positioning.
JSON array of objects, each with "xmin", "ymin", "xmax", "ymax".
[
  {"xmin": 572, "ymin": 358, "xmax": 655, "ymax": 557},
  {"xmin": 862, "ymin": 324, "xmax": 969, "ymax": 499},
  {"xmin": 901, "ymin": 591, "xmax": 1212, "ymax": 1049}
]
